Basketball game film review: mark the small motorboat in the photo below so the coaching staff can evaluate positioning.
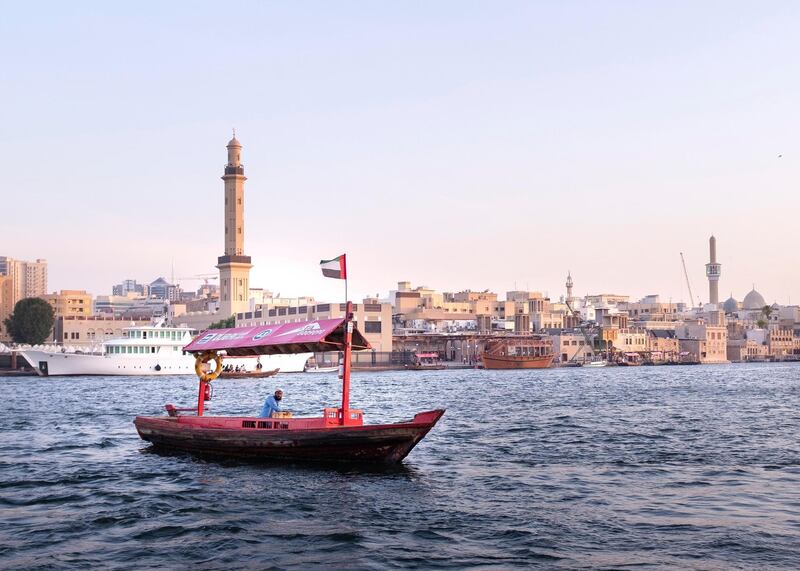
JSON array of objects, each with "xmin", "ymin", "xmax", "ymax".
[
  {"xmin": 582, "ymin": 360, "xmax": 608, "ymax": 368},
  {"xmin": 134, "ymin": 304, "xmax": 444, "ymax": 464}
]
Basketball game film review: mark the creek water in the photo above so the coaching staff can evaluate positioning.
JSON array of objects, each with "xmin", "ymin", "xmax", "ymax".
[{"xmin": 2, "ymin": 363, "xmax": 799, "ymax": 569}]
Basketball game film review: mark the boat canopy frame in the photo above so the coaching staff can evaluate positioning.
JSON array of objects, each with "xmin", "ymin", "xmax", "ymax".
[{"xmin": 183, "ymin": 317, "xmax": 371, "ymax": 357}]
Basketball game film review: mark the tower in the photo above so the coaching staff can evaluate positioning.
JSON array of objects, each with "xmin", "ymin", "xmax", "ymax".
[
  {"xmin": 216, "ymin": 133, "xmax": 252, "ymax": 318},
  {"xmin": 565, "ymin": 271, "xmax": 574, "ymax": 301},
  {"xmin": 705, "ymin": 235, "xmax": 721, "ymax": 306}
]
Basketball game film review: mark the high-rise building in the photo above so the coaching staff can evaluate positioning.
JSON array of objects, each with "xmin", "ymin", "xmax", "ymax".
[
  {"xmin": 705, "ymin": 235, "xmax": 721, "ymax": 306},
  {"xmin": 0, "ymin": 256, "xmax": 48, "ymax": 341},
  {"xmin": 216, "ymin": 134, "xmax": 252, "ymax": 317},
  {"xmin": 0, "ymin": 275, "xmax": 13, "ymax": 341},
  {"xmin": 0, "ymin": 256, "xmax": 48, "ymax": 301},
  {"xmin": 149, "ymin": 277, "xmax": 180, "ymax": 301},
  {"xmin": 112, "ymin": 279, "xmax": 148, "ymax": 297}
]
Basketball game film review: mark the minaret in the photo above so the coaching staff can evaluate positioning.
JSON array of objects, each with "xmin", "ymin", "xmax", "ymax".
[
  {"xmin": 705, "ymin": 235, "xmax": 721, "ymax": 306},
  {"xmin": 216, "ymin": 133, "xmax": 252, "ymax": 318},
  {"xmin": 565, "ymin": 271, "xmax": 574, "ymax": 301}
]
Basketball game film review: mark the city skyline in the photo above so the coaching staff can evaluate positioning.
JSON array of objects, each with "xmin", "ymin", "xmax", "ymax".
[{"xmin": 2, "ymin": 2, "xmax": 798, "ymax": 304}]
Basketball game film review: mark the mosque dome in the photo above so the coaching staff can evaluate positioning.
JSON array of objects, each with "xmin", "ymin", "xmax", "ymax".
[
  {"xmin": 722, "ymin": 295, "xmax": 738, "ymax": 314},
  {"xmin": 227, "ymin": 136, "xmax": 241, "ymax": 147},
  {"xmin": 743, "ymin": 289, "xmax": 766, "ymax": 310}
]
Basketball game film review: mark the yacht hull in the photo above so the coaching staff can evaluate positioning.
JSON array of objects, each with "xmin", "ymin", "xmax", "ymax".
[{"xmin": 19, "ymin": 350, "xmax": 310, "ymax": 377}]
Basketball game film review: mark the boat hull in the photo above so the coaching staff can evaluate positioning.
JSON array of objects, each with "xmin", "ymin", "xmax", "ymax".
[
  {"xmin": 19, "ymin": 350, "xmax": 310, "ymax": 376},
  {"xmin": 481, "ymin": 354, "xmax": 553, "ymax": 369},
  {"xmin": 134, "ymin": 409, "xmax": 445, "ymax": 464},
  {"xmin": 218, "ymin": 368, "xmax": 280, "ymax": 379}
]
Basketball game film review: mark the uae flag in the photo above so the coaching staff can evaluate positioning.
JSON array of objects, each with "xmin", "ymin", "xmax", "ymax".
[{"xmin": 320, "ymin": 254, "xmax": 347, "ymax": 279}]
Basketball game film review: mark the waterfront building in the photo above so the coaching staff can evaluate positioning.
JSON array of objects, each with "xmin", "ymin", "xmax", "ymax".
[
  {"xmin": 551, "ymin": 331, "xmax": 595, "ymax": 363},
  {"xmin": 217, "ymin": 134, "xmax": 252, "ymax": 318},
  {"xmin": 674, "ymin": 323, "xmax": 728, "ymax": 363},
  {"xmin": 726, "ymin": 338, "xmax": 770, "ymax": 362},
  {"xmin": 42, "ymin": 290, "xmax": 93, "ymax": 318},
  {"xmin": 768, "ymin": 327, "xmax": 794, "ymax": 359},
  {"xmin": 613, "ymin": 328, "xmax": 648, "ymax": 353},
  {"xmin": 647, "ymin": 330, "xmax": 680, "ymax": 362}
]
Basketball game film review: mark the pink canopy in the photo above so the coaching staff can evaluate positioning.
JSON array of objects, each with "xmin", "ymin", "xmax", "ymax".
[{"xmin": 183, "ymin": 318, "xmax": 371, "ymax": 357}]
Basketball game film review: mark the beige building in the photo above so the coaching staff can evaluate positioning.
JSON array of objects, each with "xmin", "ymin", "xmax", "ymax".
[
  {"xmin": 621, "ymin": 295, "xmax": 680, "ymax": 323},
  {"xmin": 675, "ymin": 323, "xmax": 728, "ymax": 363},
  {"xmin": 768, "ymin": 328, "xmax": 795, "ymax": 359},
  {"xmin": 727, "ymin": 339, "xmax": 769, "ymax": 362},
  {"xmin": 42, "ymin": 290, "xmax": 93, "ymax": 318},
  {"xmin": 551, "ymin": 332, "xmax": 595, "ymax": 363},
  {"xmin": 0, "ymin": 275, "xmax": 13, "ymax": 340},
  {"xmin": 647, "ymin": 329, "xmax": 680, "ymax": 362},
  {"xmin": 614, "ymin": 328, "xmax": 648, "ymax": 352},
  {"xmin": 55, "ymin": 315, "xmax": 151, "ymax": 347}
]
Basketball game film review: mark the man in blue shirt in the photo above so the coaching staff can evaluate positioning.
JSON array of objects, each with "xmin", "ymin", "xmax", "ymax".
[{"xmin": 260, "ymin": 389, "xmax": 284, "ymax": 418}]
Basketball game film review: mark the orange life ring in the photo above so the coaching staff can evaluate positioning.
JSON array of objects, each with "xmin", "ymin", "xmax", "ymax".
[{"xmin": 195, "ymin": 351, "xmax": 223, "ymax": 382}]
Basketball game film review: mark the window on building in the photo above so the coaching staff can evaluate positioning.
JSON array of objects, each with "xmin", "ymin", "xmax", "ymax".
[{"xmin": 364, "ymin": 321, "xmax": 382, "ymax": 333}]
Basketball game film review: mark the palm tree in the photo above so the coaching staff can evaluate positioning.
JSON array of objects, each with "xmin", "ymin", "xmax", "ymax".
[{"xmin": 761, "ymin": 305, "xmax": 774, "ymax": 325}]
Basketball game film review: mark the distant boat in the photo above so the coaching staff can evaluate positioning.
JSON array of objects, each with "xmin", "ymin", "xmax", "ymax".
[
  {"xmin": 218, "ymin": 368, "xmax": 280, "ymax": 379},
  {"xmin": 583, "ymin": 360, "xmax": 608, "ymax": 368},
  {"xmin": 406, "ymin": 352, "xmax": 446, "ymax": 370},
  {"xmin": 304, "ymin": 365, "xmax": 339, "ymax": 373},
  {"xmin": 481, "ymin": 337, "xmax": 553, "ymax": 370}
]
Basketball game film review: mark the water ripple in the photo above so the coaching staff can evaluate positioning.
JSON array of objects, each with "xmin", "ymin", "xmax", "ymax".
[{"xmin": 1, "ymin": 364, "xmax": 800, "ymax": 568}]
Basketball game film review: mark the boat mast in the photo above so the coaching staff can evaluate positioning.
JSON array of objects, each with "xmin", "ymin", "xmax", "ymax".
[{"xmin": 340, "ymin": 300, "xmax": 353, "ymax": 422}]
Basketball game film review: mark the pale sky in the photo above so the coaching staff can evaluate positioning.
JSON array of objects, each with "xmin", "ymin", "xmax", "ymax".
[{"xmin": 1, "ymin": 1, "xmax": 798, "ymax": 305}]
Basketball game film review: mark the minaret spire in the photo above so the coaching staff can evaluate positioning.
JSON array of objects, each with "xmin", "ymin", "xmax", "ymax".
[{"xmin": 705, "ymin": 235, "xmax": 721, "ymax": 306}]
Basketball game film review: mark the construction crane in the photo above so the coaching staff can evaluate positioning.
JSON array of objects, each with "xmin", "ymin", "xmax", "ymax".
[
  {"xmin": 679, "ymin": 252, "xmax": 698, "ymax": 308},
  {"xmin": 177, "ymin": 274, "xmax": 219, "ymax": 287},
  {"xmin": 564, "ymin": 298, "xmax": 598, "ymax": 363}
]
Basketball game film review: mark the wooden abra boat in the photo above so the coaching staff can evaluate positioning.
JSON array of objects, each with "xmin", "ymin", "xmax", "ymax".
[
  {"xmin": 406, "ymin": 352, "xmax": 446, "ymax": 370},
  {"xmin": 481, "ymin": 336, "xmax": 554, "ymax": 369},
  {"xmin": 218, "ymin": 367, "xmax": 280, "ymax": 379},
  {"xmin": 134, "ymin": 304, "xmax": 444, "ymax": 464}
]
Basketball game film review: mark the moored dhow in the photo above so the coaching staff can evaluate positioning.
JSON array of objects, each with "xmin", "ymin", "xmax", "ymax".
[
  {"xmin": 481, "ymin": 336, "xmax": 554, "ymax": 369},
  {"xmin": 134, "ymin": 306, "xmax": 444, "ymax": 464}
]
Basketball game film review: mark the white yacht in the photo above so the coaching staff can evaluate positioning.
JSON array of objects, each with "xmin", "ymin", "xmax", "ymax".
[{"xmin": 19, "ymin": 320, "xmax": 311, "ymax": 376}]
